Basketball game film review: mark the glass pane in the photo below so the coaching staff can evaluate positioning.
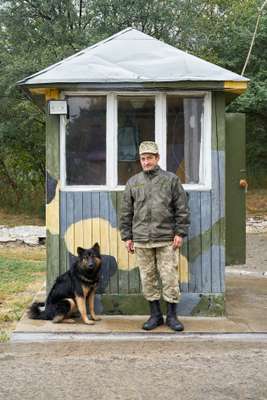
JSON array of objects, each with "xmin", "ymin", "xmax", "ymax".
[
  {"xmin": 118, "ymin": 96, "xmax": 155, "ymax": 185},
  {"xmin": 66, "ymin": 96, "xmax": 106, "ymax": 185},
  {"xmin": 167, "ymin": 96, "xmax": 203, "ymax": 184}
]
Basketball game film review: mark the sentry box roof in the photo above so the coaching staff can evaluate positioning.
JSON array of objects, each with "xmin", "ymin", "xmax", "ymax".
[{"xmin": 18, "ymin": 27, "xmax": 248, "ymax": 92}]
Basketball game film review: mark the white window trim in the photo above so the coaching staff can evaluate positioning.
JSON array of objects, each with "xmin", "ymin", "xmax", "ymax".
[
  {"xmin": 155, "ymin": 93, "xmax": 167, "ymax": 171},
  {"xmin": 60, "ymin": 114, "xmax": 67, "ymax": 187},
  {"xmin": 60, "ymin": 90, "xmax": 212, "ymax": 192},
  {"xmin": 107, "ymin": 93, "xmax": 117, "ymax": 189}
]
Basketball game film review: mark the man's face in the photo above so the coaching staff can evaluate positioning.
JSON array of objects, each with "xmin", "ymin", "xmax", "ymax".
[{"xmin": 140, "ymin": 153, "xmax": 160, "ymax": 171}]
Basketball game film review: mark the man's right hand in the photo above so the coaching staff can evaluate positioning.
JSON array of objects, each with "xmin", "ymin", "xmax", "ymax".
[{"xmin": 126, "ymin": 240, "xmax": 134, "ymax": 254}]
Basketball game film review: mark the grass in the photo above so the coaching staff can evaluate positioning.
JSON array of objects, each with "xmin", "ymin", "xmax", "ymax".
[
  {"xmin": 0, "ymin": 210, "xmax": 46, "ymax": 342},
  {"xmin": 0, "ymin": 252, "xmax": 46, "ymax": 342},
  {"xmin": 0, "ymin": 257, "xmax": 45, "ymax": 297},
  {"xmin": 0, "ymin": 209, "xmax": 45, "ymax": 227},
  {"xmin": 0, "ymin": 245, "xmax": 46, "ymax": 262}
]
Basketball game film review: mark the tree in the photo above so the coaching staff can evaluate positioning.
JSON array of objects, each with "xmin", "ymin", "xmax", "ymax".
[{"xmin": 0, "ymin": 0, "xmax": 266, "ymax": 213}]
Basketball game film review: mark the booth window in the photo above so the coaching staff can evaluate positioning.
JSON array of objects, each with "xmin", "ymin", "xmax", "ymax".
[
  {"xmin": 117, "ymin": 96, "xmax": 155, "ymax": 185},
  {"xmin": 167, "ymin": 96, "xmax": 203, "ymax": 184},
  {"xmin": 66, "ymin": 96, "xmax": 106, "ymax": 185},
  {"xmin": 62, "ymin": 92, "xmax": 210, "ymax": 189}
]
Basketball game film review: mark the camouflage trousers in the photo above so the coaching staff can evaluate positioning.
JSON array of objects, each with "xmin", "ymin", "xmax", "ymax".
[{"xmin": 135, "ymin": 244, "xmax": 180, "ymax": 303}]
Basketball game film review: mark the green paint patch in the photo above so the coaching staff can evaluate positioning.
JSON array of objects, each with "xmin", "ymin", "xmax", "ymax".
[
  {"xmin": 101, "ymin": 294, "xmax": 225, "ymax": 316},
  {"xmin": 188, "ymin": 218, "xmax": 224, "ymax": 263},
  {"xmin": 117, "ymin": 268, "xmax": 141, "ymax": 295},
  {"xmin": 191, "ymin": 294, "xmax": 225, "ymax": 316},
  {"xmin": 110, "ymin": 191, "xmax": 117, "ymax": 214},
  {"xmin": 101, "ymin": 294, "xmax": 149, "ymax": 315}
]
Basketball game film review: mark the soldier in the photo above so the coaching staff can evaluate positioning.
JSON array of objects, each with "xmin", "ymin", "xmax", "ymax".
[{"xmin": 119, "ymin": 141, "xmax": 190, "ymax": 331}]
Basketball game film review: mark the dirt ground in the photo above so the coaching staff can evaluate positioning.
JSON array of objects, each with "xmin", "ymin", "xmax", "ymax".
[
  {"xmin": 246, "ymin": 189, "xmax": 267, "ymax": 216},
  {"xmin": 245, "ymin": 233, "xmax": 267, "ymax": 272},
  {"xmin": 0, "ymin": 340, "xmax": 266, "ymax": 400},
  {"xmin": 230, "ymin": 233, "xmax": 267, "ymax": 273}
]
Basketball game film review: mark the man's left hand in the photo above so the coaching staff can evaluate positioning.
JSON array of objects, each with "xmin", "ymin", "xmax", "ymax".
[{"xmin": 173, "ymin": 235, "xmax": 183, "ymax": 250}]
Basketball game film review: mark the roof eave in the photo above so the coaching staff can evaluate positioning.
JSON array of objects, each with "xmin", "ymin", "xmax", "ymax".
[{"xmin": 19, "ymin": 79, "xmax": 248, "ymax": 94}]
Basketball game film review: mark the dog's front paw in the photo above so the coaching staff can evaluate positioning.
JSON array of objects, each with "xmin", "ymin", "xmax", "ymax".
[
  {"xmin": 92, "ymin": 316, "xmax": 101, "ymax": 321},
  {"xmin": 84, "ymin": 319, "xmax": 95, "ymax": 325}
]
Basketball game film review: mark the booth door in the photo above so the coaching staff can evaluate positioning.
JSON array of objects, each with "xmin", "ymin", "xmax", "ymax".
[{"xmin": 225, "ymin": 113, "xmax": 246, "ymax": 265}]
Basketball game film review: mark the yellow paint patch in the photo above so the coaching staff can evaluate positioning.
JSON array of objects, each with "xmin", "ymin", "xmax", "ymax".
[
  {"xmin": 46, "ymin": 181, "xmax": 60, "ymax": 235},
  {"xmin": 64, "ymin": 218, "xmax": 189, "ymax": 282},
  {"xmin": 224, "ymin": 81, "xmax": 248, "ymax": 94},
  {"xmin": 179, "ymin": 252, "xmax": 189, "ymax": 284},
  {"xmin": 29, "ymin": 88, "xmax": 60, "ymax": 100},
  {"xmin": 64, "ymin": 218, "xmax": 134, "ymax": 271}
]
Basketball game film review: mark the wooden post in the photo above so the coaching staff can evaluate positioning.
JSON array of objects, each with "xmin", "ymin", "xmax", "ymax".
[{"xmin": 46, "ymin": 112, "xmax": 60, "ymax": 292}]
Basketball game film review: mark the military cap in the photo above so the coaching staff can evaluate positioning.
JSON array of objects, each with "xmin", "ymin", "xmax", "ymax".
[{"xmin": 139, "ymin": 141, "xmax": 159, "ymax": 155}]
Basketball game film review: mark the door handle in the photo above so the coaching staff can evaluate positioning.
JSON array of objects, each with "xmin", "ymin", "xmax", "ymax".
[{"xmin": 240, "ymin": 179, "xmax": 248, "ymax": 191}]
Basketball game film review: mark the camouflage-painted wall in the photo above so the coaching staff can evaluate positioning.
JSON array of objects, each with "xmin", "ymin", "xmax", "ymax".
[{"xmin": 46, "ymin": 92, "xmax": 225, "ymax": 315}]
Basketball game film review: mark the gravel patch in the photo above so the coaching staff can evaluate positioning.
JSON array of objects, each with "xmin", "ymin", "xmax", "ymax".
[
  {"xmin": 0, "ymin": 226, "xmax": 46, "ymax": 245},
  {"xmin": 246, "ymin": 216, "xmax": 267, "ymax": 233}
]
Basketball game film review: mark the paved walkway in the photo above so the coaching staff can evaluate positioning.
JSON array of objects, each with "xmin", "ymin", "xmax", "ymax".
[
  {"xmin": 11, "ymin": 273, "xmax": 267, "ymax": 342},
  {"xmin": 5, "ymin": 229, "xmax": 266, "ymax": 341}
]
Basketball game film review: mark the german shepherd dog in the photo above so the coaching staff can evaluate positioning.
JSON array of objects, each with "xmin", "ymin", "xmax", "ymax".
[{"xmin": 28, "ymin": 243, "xmax": 102, "ymax": 325}]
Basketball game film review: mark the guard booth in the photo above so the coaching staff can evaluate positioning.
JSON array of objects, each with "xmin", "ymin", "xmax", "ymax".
[{"xmin": 18, "ymin": 28, "xmax": 248, "ymax": 315}]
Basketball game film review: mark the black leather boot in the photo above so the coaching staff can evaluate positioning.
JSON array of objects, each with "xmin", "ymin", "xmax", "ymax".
[
  {"xmin": 143, "ymin": 300, "xmax": 164, "ymax": 330},
  {"xmin": 166, "ymin": 302, "xmax": 184, "ymax": 332}
]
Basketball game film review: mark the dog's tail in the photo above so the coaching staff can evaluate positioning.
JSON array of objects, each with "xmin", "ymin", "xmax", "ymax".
[{"xmin": 28, "ymin": 302, "xmax": 47, "ymax": 320}]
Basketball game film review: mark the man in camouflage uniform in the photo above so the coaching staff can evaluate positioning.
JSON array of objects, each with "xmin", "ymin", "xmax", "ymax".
[{"xmin": 119, "ymin": 141, "xmax": 190, "ymax": 331}]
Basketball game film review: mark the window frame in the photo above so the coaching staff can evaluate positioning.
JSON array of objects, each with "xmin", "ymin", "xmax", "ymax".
[{"xmin": 60, "ymin": 90, "xmax": 212, "ymax": 192}]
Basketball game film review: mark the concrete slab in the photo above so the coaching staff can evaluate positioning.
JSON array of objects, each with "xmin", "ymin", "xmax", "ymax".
[
  {"xmin": 11, "ymin": 332, "xmax": 267, "ymax": 343},
  {"xmin": 13, "ymin": 314, "xmax": 247, "ymax": 335},
  {"xmin": 225, "ymin": 275, "xmax": 267, "ymax": 332},
  {"xmin": 11, "ymin": 274, "xmax": 267, "ymax": 341}
]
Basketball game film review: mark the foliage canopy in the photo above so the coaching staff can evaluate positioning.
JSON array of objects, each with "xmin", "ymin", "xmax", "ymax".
[{"xmin": 0, "ymin": 0, "xmax": 266, "ymax": 212}]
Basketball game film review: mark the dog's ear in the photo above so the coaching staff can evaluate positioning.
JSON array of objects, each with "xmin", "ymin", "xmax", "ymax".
[
  {"xmin": 93, "ymin": 242, "xmax": 100, "ymax": 253},
  {"xmin": 77, "ymin": 247, "xmax": 85, "ymax": 257}
]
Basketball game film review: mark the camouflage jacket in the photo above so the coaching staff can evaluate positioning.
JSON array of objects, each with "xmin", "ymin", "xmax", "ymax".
[{"xmin": 119, "ymin": 166, "xmax": 190, "ymax": 242}]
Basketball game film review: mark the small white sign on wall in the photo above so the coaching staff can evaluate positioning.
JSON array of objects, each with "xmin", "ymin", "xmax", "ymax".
[{"xmin": 48, "ymin": 100, "xmax": 68, "ymax": 115}]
